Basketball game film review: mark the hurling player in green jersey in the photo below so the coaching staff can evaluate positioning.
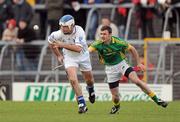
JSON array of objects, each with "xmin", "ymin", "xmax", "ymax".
[{"xmin": 89, "ymin": 25, "xmax": 168, "ymax": 114}]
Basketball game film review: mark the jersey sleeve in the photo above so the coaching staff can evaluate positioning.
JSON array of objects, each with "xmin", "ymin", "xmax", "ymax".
[
  {"xmin": 121, "ymin": 40, "xmax": 129, "ymax": 49},
  {"xmin": 115, "ymin": 38, "xmax": 129, "ymax": 50},
  {"xmin": 88, "ymin": 46, "xmax": 97, "ymax": 52},
  {"xmin": 48, "ymin": 31, "xmax": 61, "ymax": 44},
  {"xmin": 127, "ymin": 44, "xmax": 133, "ymax": 50},
  {"xmin": 88, "ymin": 40, "xmax": 101, "ymax": 52},
  {"xmin": 48, "ymin": 32, "xmax": 55, "ymax": 44}
]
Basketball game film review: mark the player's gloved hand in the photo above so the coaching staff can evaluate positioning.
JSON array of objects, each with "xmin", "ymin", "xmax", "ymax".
[{"xmin": 137, "ymin": 63, "xmax": 146, "ymax": 71}]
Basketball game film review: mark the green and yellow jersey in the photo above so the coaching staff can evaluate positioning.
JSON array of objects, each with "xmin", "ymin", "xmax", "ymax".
[{"xmin": 89, "ymin": 36, "xmax": 132, "ymax": 65}]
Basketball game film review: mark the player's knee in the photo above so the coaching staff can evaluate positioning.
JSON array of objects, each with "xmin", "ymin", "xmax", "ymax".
[
  {"xmin": 69, "ymin": 78, "xmax": 78, "ymax": 86},
  {"xmin": 128, "ymin": 72, "xmax": 141, "ymax": 85}
]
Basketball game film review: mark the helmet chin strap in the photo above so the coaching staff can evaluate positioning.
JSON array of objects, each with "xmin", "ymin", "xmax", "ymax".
[
  {"xmin": 63, "ymin": 32, "xmax": 72, "ymax": 35},
  {"xmin": 63, "ymin": 29, "xmax": 73, "ymax": 35}
]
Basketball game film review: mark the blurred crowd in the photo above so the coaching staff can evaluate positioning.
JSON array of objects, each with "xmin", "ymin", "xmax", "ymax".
[
  {"xmin": 0, "ymin": 0, "xmax": 180, "ymax": 71},
  {"xmin": 1, "ymin": 0, "xmax": 180, "ymax": 40},
  {"xmin": 0, "ymin": 0, "xmax": 41, "ymax": 71}
]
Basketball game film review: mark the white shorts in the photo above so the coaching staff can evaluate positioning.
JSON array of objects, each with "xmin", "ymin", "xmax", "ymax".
[
  {"xmin": 105, "ymin": 60, "xmax": 131, "ymax": 83},
  {"xmin": 63, "ymin": 55, "xmax": 92, "ymax": 71}
]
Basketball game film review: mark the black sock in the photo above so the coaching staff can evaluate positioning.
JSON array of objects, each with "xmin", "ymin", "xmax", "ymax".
[{"xmin": 86, "ymin": 85, "xmax": 94, "ymax": 95}]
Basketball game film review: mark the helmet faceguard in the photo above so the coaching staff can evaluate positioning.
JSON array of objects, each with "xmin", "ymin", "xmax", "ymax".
[{"xmin": 59, "ymin": 15, "xmax": 75, "ymax": 34}]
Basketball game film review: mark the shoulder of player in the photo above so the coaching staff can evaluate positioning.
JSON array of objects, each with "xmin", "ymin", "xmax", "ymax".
[
  {"xmin": 48, "ymin": 30, "xmax": 62, "ymax": 43},
  {"xmin": 49, "ymin": 30, "xmax": 62, "ymax": 38},
  {"xmin": 74, "ymin": 25, "xmax": 85, "ymax": 32},
  {"xmin": 112, "ymin": 36, "xmax": 128, "ymax": 44},
  {"xmin": 50, "ymin": 30, "xmax": 61, "ymax": 36}
]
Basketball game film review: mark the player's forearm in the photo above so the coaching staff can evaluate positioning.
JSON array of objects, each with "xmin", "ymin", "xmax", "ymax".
[
  {"xmin": 54, "ymin": 48, "xmax": 63, "ymax": 57},
  {"xmin": 49, "ymin": 45, "xmax": 62, "ymax": 57},
  {"xmin": 60, "ymin": 43, "xmax": 82, "ymax": 53}
]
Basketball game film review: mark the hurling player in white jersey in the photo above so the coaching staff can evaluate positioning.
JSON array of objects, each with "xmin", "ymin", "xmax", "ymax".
[{"xmin": 48, "ymin": 15, "xmax": 95, "ymax": 114}]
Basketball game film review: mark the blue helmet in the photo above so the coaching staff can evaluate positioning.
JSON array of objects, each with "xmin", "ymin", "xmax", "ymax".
[{"xmin": 59, "ymin": 15, "xmax": 75, "ymax": 27}]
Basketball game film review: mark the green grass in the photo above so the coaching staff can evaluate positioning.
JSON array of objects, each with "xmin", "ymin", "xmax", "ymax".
[{"xmin": 0, "ymin": 101, "xmax": 180, "ymax": 122}]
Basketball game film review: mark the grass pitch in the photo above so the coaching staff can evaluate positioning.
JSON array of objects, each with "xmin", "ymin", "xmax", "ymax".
[{"xmin": 0, "ymin": 101, "xmax": 179, "ymax": 122}]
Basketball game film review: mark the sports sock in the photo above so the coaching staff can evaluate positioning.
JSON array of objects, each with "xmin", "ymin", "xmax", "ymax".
[
  {"xmin": 148, "ymin": 92, "xmax": 159, "ymax": 103},
  {"xmin": 77, "ymin": 96, "xmax": 86, "ymax": 106},
  {"xmin": 113, "ymin": 101, "xmax": 120, "ymax": 107},
  {"xmin": 86, "ymin": 85, "xmax": 94, "ymax": 94}
]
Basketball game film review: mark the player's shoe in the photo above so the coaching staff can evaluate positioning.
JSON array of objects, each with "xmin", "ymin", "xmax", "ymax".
[
  {"xmin": 109, "ymin": 105, "xmax": 120, "ymax": 114},
  {"xmin": 78, "ymin": 104, "xmax": 88, "ymax": 114},
  {"xmin": 86, "ymin": 86, "xmax": 95, "ymax": 104},
  {"xmin": 157, "ymin": 99, "xmax": 168, "ymax": 108},
  {"xmin": 89, "ymin": 92, "xmax": 95, "ymax": 104}
]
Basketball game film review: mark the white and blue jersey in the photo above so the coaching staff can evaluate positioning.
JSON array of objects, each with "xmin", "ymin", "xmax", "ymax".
[{"xmin": 48, "ymin": 25, "xmax": 92, "ymax": 71}]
